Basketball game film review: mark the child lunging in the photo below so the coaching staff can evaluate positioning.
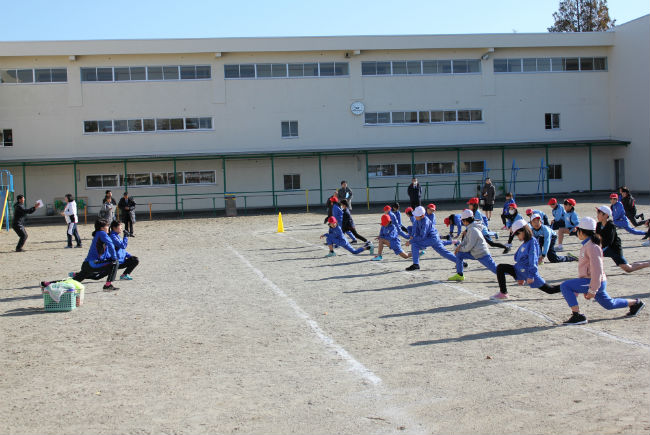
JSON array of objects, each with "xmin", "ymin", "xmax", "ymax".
[
  {"xmin": 595, "ymin": 205, "xmax": 650, "ymax": 273},
  {"xmin": 320, "ymin": 216, "xmax": 373, "ymax": 257},
  {"xmin": 371, "ymin": 214, "xmax": 411, "ymax": 261},
  {"xmin": 448, "ymin": 209, "xmax": 497, "ymax": 281}
]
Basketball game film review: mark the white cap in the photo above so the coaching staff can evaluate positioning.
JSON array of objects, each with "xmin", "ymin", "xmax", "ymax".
[
  {"xmin": 578, "ymin": 216, "xmax": 597, "ymax": 231},
  {"xmin": 460, "ymin": 209, "xmax": 474, "ymax": 220},
  {"xmin": 511, "ymin": 220, "xmax": 528, "ymax": 233},
  {"xmin": 596, "ymin": 205, "xmax": 612, "ymax": 217},
  {"xmin": 413, "ymin": 206, "xmax": 426, "ymax": 217},
  {"xmin": 530, "ymin": 213, "xmax": 541, "ymax": 221}
]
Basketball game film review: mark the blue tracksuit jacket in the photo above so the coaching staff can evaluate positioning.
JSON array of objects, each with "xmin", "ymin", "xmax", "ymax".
[
  {"xmin": 449, "ymin": 214, "xmax": 463, "ymax": 237},
  {"xmin": 502, "ymin": 198, "xmax": 515, "ymax": 215},
  {"xmin": 331, "ymin": 204, "xmax": 343, "ymax": 225},
  {"xmin": 531, "ymin": 225, "xmax": 555, "ymax": 256},
  {"xmin": 513, "ymin": 238, "xmax": 545, "ymax": 287},
  {"xmin": 563, "ymin": 210, "xmax": 579, "ymax": 231},
  {"xmin": 85, "ymin": 231, "xmax": 117, "ymax": 269},
  {"xmin": 425, "ymin": 212, "xmax": 437, "ymax": 226},
  {"xmin": 505, "ymin": 212, "xmax": 524, "ymax": 229},
  {"xmin": 551, "ymin": 205, "xmax": 566, "ymax": 223},
  {"xmin": 109, "ymin": 231, "xmax": 132, "ymax": 264},
  {"xmin": 379, "ymin": 224, "xmax": 403, "ymax": 254}
]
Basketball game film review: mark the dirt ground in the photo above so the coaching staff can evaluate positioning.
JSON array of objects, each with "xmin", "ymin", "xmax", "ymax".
[{"xmin": 1, "ymin": 197, "xmax": 649, "ymax": 435}]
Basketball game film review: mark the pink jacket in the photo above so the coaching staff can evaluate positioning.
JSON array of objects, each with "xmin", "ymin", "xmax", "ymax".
[{"xmin": 578, "ymin": 239, "xmax": 607, "ymax": 294}]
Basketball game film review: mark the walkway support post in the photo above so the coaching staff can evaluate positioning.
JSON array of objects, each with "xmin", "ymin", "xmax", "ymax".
[
  {"xmin": 270, "ymin": 155, "xmax": 275, "ymax": 209},
  {"xmin": 365, "ymin": 151, "xmax": 370, "ymax": 210},
  {"xmin": 73, "ymin": 161, "xmax": 78, "ymax": 201},
  {"xmin": 22, "ymin": 163, "xmax": 26, "ymax": 200},
  {"xmin": 222, "ymin": 158, "xmax": 227, "ymax": 195},
  {"xmin": 173, "ymin": 158, "xmax": 178, "ymax": 212},
  {"xmin": 501, "ymin": 147, "xmax": 506, "ymax": 196},
  {"xmin": 123, "ymin": 159, "xmax": 128, "ymax": 194},
  {"xmin": 318, "ymin": 154, "xmax": 323, "ymax": 205},
  {"xmin": 588, "ymin": 144, "xmax": 593, "ymax": 192},
  {"xmin": 545, "ymin": 145, "xmax": 550, "ymax": 194},
  {"xmin": 456, "ymin": 148, "xmax": 461, "ymax": 199}
]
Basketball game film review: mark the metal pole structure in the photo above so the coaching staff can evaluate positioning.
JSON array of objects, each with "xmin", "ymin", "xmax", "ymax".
[
  {"xmin": 545, "ymin": 145, "xmax": 550, "ymax": 194},
  {"xmin": 318, "ymin": 153, "xmax": 323, "ymax": 205},
  {"xmin": 123, "ymin": 159, "xmax": 128, "ymax": 194},
  {"xmin": 22, "ymin": 163, "xmax": 26, "ymax": 200},
  {"xmin": 501, "ymin": 147, "xmax": 506, "ymax": 196},
  {"xmin": 365, "ymin": 151, "xmax": 370, "ymax": 209},
  {"xmin": 411, "ymin": 149, "xmax": 415, "ymax": 175},
  {"xmin": 73, "ymin": 161, "xmax": 78, "ymax": 200},
  {"xmin": 456, "ymin": 148, "xmax": 461, "ymax": 199},
  {"xmin": 588, "ymin": 144, "xmax": 593, "ymax": 192},
  {"xmin": 270, "ymin": 155, "xmax": 275, "ymax": 208},
  {"xmin": 173, "ymin": 158, "xmax": 178, "ymax": 211},
  {"xmin": 222, "ymin": 158, "xmax": 227, "ymax": 194}
]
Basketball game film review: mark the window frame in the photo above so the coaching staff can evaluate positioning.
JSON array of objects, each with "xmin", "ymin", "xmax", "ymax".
[
  {"xmin": 547, "ymin": 164, "xmax": 563, "ymax": 180},
  {"xmin": 283, "ymin": 174, "xmax": 301, "ymax": 190},
  {"xmin": 1, "ymin": 129, "xmax": 13, "ymax": 147},
  {"xmin": 81, "ymin": 65, "xmax": 211, "ymax": 82},
  {"xmin": 86, "ymin": 170, "xmax": 217, "ymax": 189},
  {"xmin": 0, "ymin": 67, "xmax": 67, "ymax": 84},
  {"xmin": 281, "ymin": 120, "xmax": 299, "ymax": 138},
  {"xmin": 361, "ymin": 59, "xmax": 481, "ymax": 77},
  {"xmin": 494, "ymin": 56, "xmax": 608, "ymax": 74},
  {"xmin": 224, "ymin": 62, "xmax": 349, "ymax": 79},
  {"xmin": 83, "ymin": 117, "xmax": 214, "ymax": 134},
  {"xmin": 545, "ymin": 113, "xmax": 560, "ymax": 130}
]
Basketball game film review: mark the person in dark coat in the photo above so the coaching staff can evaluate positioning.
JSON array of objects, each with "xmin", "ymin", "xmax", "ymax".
[
  {"xmin": 117, "ymin": 192, "xmax": 136, "ymax": 236},
  {"xmin": 480, "ymin": 177, "xmax": 496, "ymax": 220},
  {"xmin": 407, "ymin": 177, "xmax": 422, "ymax": 209},
  {"xmin": 12, "ymin": 194, "xmax": 41, "ymax": 252},
  {"xmin": 337, "ymin": 181, "xmax": 353, "ymax": 209}
]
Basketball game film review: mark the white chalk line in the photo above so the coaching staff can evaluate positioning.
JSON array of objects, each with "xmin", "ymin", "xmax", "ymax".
[
  {"xmin": 227, "ymin": 244, "xmax": 382, "ymax": 386},
  {"xmin": 274, "ymin": 231, "xmax": 650, "ymax": 351}
]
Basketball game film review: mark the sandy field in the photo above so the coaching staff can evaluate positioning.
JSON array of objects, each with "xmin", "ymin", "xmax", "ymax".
[{"xmin": 1, "ymin": 197, "xmax": 649, "ymax": 435}]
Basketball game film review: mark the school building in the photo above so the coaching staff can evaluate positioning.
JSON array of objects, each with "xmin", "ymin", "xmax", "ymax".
[{"xmin": 0, "ymin": 15, "xmax": 648, "ymax": 216}]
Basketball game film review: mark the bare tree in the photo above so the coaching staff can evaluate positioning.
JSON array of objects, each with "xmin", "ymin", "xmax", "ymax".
[{"xmin": 548, "ymin": 0, "xmax": 615, "ymax": 32}]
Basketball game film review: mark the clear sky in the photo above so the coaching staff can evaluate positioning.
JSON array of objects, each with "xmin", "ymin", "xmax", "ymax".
[{"xmin": 1, "ymin": 0, "xmax": 648, "ymax": 41}]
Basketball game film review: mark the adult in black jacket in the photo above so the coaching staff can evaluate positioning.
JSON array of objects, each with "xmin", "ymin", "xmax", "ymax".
[
  {"xmin": 596, "ymin": 205, "xmax": 650, "ymax": 273},
  {"xmin": 407, "ymin": 178, "xmax": 422, "ymax": 209},
  {"xmin": 118, "ymin": 192, "xmax": 136, "ymax": 236},
  {"xmin": 12, "ymin": 194, "xmax": 42, "ymax": 252}
]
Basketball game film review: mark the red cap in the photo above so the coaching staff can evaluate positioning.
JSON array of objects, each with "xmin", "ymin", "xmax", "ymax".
[
  {"xmin": 327, "ymin": 216, "xmax": 337, "ymax": 224},
  {"xmin": 525, "ymin": 208, "xmax": 533, "ymax": 215},
  {"xmin": 509, "ymin": 203, "xmax": 517, "ymax": 208},
  {"xmin": 381, "ymin": 214, "xmax": 391, "ymax": 226},
  {"xmin": 548, "ymin": 198, "xmax": 558, "ymax": 206},
  {"xmin": 609, "ymin": 193, "xmax": 618, "ymax": 199},
  {"xmin": 383, "ymin": 205, "xmax": 391, "ymax": 212},
  {"xmin": 427, "ymin": 203, "xmax": 436, "ymax": 210},
  {"xmin": 565, "ymin": 198, "xmax": 576, "ymax": 206},
  {"xmin": 444, "ymin": 217, "xmax": 450, "ymax": 226},
  {"xmin": 467, "ymin": 197, "xmax": 479, "ymax": 205},
  {"xmin": 330, "ymin": 196, "xmax": 338, "ymax": 203},
  {"xmin": 404, "ymin": 207, "xmax": 413, "ymax": 214}
]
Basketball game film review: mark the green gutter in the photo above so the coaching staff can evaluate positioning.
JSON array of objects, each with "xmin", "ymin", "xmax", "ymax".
[
  {"xmin": 456, "ymin": 148, "xmax": 461, "ymax": 199},
  {"xmin": 73, "ymin": 161, "xmax": 78, "ymax": 200},
  {"xmin": 173, "ymin": 158, "xmax": 178, "ymax": 211},
  {"xmin": 318, "ymin": 153, "xmax": 323, "ymax": 205}
]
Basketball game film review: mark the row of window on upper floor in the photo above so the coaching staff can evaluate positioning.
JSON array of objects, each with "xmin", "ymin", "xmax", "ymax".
[{"xmin": 0, "ymin": 56, "xmax": 608, "ymax": 85}]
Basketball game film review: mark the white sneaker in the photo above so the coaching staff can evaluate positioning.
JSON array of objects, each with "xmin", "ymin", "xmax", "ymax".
[
  {"xmin": 642, "ymin": 241, "xmax": 650, "ymax": 247},
  {"xmin": 556, "ymin": 244, "xmax": 564, "ymax": 251}
]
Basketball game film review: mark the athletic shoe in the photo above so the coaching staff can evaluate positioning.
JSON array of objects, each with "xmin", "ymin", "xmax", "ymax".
[
  {"xmin": 637, "ymin": 213, "xmax": 645, "ymax": 221},
  {"xmin": 502, "ymin": 247, "xmax": 511, "ymax": 254},
  {"xmin": 626, "ymin": 299, "xmax": 645, "ymax": 317},
  {"xmin": 64, "ymin": 246, "xmax": 73, "ymax": 249},
  {"xmin": 68, "ymin": 272, "xmax": 75, "ymax": 278},
  {"xmin": 15, "ymin": 248, "xmax": 24, "ymax": 252},
  {"xmin": 350, "ymin": 240, "xmax": 357, "ymax": 244},
  {"xmin": 501, "ymin": 226, "xmax": 507, "ymax": 230},
  {"xmin": 448, "ymin": 273, "xmax": 465, "ymax": 282},
  {"xmin": 419, "ymin": 250, "xmax": 425, "ymax": 257},
  {"xmin": 405, "ymin": 264, "xmax": 420, "ymax": 271},
  {"xmin": 490, "ymin": 292, "xmax": 509, "ymax": 300},
  {"xmin": 566, "ymin": 253, "xmax": 578, "ymax": 260},
  {"xmin": 325, "ymin": 251, "xmax": 336, "ymax": 257},
  {"xmin": 493, "ymin": 233, "xmax": 499, "ymax": 239},
  {"xmin": 642, "ymin": 241, "xmax": 650, "ymax": 247},
  {"xmin": 120, "ymin": 274, "xmax": 133, "ymax": 281},
  {"xmin": 371, "ymin": 255, "xmax": 382, "ymax": 261},
  {"xmin": 75, "ymin": 245, "xmax": 83, "ymax": 248},
  {"xmin": 563, "ymin": 312, "xmax": 587, "ymax": 325},
  {"xmin": 369, "ymin": 244, "xmax": 375, "ymax": 255},
  {"xmin": 462, "ymin": 262, "xmax": 468, "ymax": 268},
  {"xmin": 555, "ymin": 244, "xmax": 564, "ymax": 252},
  {"xmin": 102, "ymin": 284, "xmax": 119, "ymax": 292}
]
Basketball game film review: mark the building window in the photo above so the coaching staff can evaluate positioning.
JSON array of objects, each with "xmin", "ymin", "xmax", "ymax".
[
  {"xmin": 545, "ymin": 113, "xmax": 560, "ymax": 130},
  {"xmin": 1, "ymin": 129, "xmax": 13, "ymax": 147},
  {"xmin": 369, "ymin": 162, "xmax": 457, "ymax": 177},
  {"xmin": 494, "ymin": 56, "xmax": 607, "ymax": 73},
  {"xmin": 364, "ymin": 109, "xmax": 483, "ymax": 125},
  {"xmin": 427, "ymin": 162, "xmax": 455, "ymax": 175},
  {"xmin": 462, "ymin": 161, "xmax": 485, "ymax": 173},
  {"xmin": 0, "ymin": 68, "xmax": 67, "ymax": 84},
  {"xmin": 224, "ymin": 62, "xmax": 348, "ymax": 79},
  {"xmin": 83, "ymin": 117, "xmax": 213, "ymax": 134},
  {"xmin": 284, "ymin": 174, "xmax": 300, "ymax": 190},
  {"xmin": 362, "ymin": 59, "xmax": 480, "ymax": 76},
  {"xmin": 548, "ymin": 164, "xmax": 562, "ymax": 180},
  {"xmin": 281, "ymin": 121, "xmax": 298, "ymax": 138},
  {"xmin": 86, "ymin": 171, "xmax": 216, "ymax": 188},
  {"xmin": 81, "ymin": 65, "xmax": 211, "ymax": 82}
]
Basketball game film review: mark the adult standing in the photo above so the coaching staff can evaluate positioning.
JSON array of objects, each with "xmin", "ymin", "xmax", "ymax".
[
  {"xmin": 12, "ymin": 194, "xmax": 41, "ymax": 252},
  {"xmin": 118, "ymin": 192, "xmax": 136, "ymax": 236},
  {"xmin": 62, "ymin": 193, "xmax": 82, "ymax": 248},
  {"xmin": 337, "ymin": 181, "xmax": 353, "ymax": 209},
  {"xmin": 407, "ymin": 177, "xmax": 422, "ymax": 209},
  {"xmin": 481, "ymin": 177, "xmax": 496, "ymax": 220},
  {"xmin": 99, "ymin": 190, "xmax": 117, "ymax": 223}
]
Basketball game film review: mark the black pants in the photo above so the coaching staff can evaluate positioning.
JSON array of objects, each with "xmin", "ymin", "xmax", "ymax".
[
  {"xmin": 500, "ymin": 214, "xmax": 507, "ymax": 226},
  {"xmin": 122, "ymin": 216, "xmax": 134, "ymax": 234},
  {"xmin": 118, "ymin": 256, "xmax": 139, "ymax": 275},
  {"xmin": 485, "ymin": 236, "xmax": 507, "ymax": 250},
  {"xmin": 67, "ymin": 223, "xmax": 82, "ymax": 247},
  {"xmin": 12, "ymin": 225, "xmax": 27, "ymax": 250},
  {"xmin": 74, "ymin": 260, "xmax": 118, "ymax": 283},
  {"xmin": 410, "ymin": 199, "xmax": 421, "ymax": 209},
  {"xmin": 343, "ymin": 227, "xmax": 367, "ymax": 243},
  {"xmin": 496, "ymin": 264, "xmax": 560, "ymax": 295},
  {"xmin": 551, "ymin": 220, "xmax": 565, "ymax": 230},
  {"xmin": 507, "ymin": 232, "xmax": 515, "ymax": 245},
  {"xmin": 544, "ymin": 235, "xmax": 576, "ymax": 263}
]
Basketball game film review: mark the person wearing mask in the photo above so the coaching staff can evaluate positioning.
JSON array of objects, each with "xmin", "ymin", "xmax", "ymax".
[
  {"xmin": 504, "ymin": 203, "xmax": 525, "ymax": 253},
  {"xmin": 337, "ymin": 181, "xmax": 353, "ymax": 209},
  {"xmin": 117, "ymin": 192, "xmax": 136, "ymax": 236},
  {"xmin": 12, "ymin": 194, "xmax": 41, "ymax": 252},
  {"xmin": 62, "ymin": 193, "xmax": 82, "ymax": 248},
  {"xmin": 407, "ymin": 177, "xmax": 422, "ymax": 209},
  {"xmin": 480, "ymin": 177, "xmax": 496, "ymax": 220},
  {"xmin": 99, "ymin": 190, "xmax": 117, "ymax": 223}
]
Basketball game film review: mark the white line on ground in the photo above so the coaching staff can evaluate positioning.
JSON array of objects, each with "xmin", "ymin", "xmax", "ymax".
[{"xmin": 227, "ymin": 244, "xmax": 383, "ymax": 386}]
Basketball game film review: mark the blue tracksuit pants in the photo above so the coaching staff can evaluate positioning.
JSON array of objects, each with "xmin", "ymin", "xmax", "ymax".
[
  {"xmin": 455, "ymin": 251, "xmax": 497, "ymax": 275},
  {"xmin": 560, "ymin": 278, "xmax": 628, "ymax": 309},
  {"xmin": 614, "ymin": 220, "xmax": 646, "ymax": 236},
  {"xmin": 411, "ymin": 237, "xmax": 457, "ymax": 265},
  {"xmin": 326, "ymin": 235, "xmax": 364, "ymax": 254}
]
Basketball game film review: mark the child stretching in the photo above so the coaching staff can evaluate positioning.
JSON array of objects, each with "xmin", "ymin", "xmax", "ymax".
[
  {"xmin": 548, "ymin": 198, "xmax": 566, "ymax": 231},
  {"xmin": 556, "ymin": 198, "xmax": 579, "ymax": 251},
  {"xmin": 444, "ymin": 214, "xmax": 463, "ymax": 240},
  {"xmin": 69, "ymin": 219, "xmax": 119, "ymax": 291},
  {"xmin": 404, "ymin": 206, "xmax": 459, "ymax": 271},
  {"xmin": 504, "ymin": 203, "xmax": 524, "ymax": 253},
  {"xmin": 425, "ymin": 203, "xmax": 437, "ymax": 225},
  {"xmin": 530, "ymin": 214, "xmax": 577, "ymax": 263},
  {"xmin": 500, "ymin": 192, "xmax": 515, "ymax": 229},
  {"xmin": 559, "ymin": 217, "xmax": 645, "ymax": 324},
  {"xmin": 109, "ymin": 221, "xmax": 140, "ymax": 280},
  {"xmin": 391, "ymin": 202, "xmax": 409, "ymax": 233},
  {"xmin": 525, "ymin": 208, "xmax": 549, "ymax": 226},
  {"xmin": 595, "ymin": 205, "xmax": 650, "ymax": 273},
  {"xmin": 320, "ymin": 216, "xmax": 373, "ymax": 257},
  {"xmin": 491, "ymin": 220, "xmax": 561, "ymax": 300},
  {"xmin": 609, "ymin": 193, "xmax": 646, "ymax": 236},
  {"xmin": 468, "ymin": 198, "xmax": 507, "ymax": 251},
  {"xmin": 371, "ymin": 214, "xmax": 411, "ymax": 261},
  {"xmin": 448, "ymin": 209, "xmax": 497, "ymax": 282},
  {"xmin": 340, "ymin": 199, "xmax": 368, "ymax": 244}
]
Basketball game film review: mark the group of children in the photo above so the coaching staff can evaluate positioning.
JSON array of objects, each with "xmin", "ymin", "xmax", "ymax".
[{"xmin": 321, "ymin": 191, "xmax": 648, "ymax": 325}]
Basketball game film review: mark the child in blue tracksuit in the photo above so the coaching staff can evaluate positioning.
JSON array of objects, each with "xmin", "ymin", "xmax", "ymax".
[
  {"xmin": 391, "ymin": 202, "xmax": 409, "ymax": 233},
  {"xmin": 468, "ymin": 199, "xmax": 508, "ymax": 251},
  {"xmin": 405, "ymin": 206, "xmax": 458, "ymax": 271},
  {"xmin": 444, "ymin": 214, "xmax": 463, "ymax": 239},
  {"xmin": 492, "ymin": 221, "xmax": 560, "ymax": 300},
  {"xmin": 425, "ymin": 203, "xmax": 437, "ymax": 225},
  {"xmin": 530, "ymin": 214, "xmax": 577, "ymax": 263},
  {"xmin": 557, "ymin": 198, "xmax": 579, "ymax": 251},
  {"xmin": 609, "ymin": 193, "xmax": 646, "ymax": 236},
  {"xmin": 69, "ymin": 219, "xmax": 119, "ymax": 291},
  {"xmin": 525, "ymin": 208, "xmax": 549, "ymax": 226},
  {"xmin": 109, "ymin": 221, "xmax": 140, "ymax": 280},
  {"xmin": 321, "ymin": 216, "xmax": 372, "ymax": 257},
  {"xmin": 548, "ymin": 197, "xmax": 566, "ymax": 230},
  {"xmin": 448, "ymin": 209, "xmax": 497, "ymax": 281},
  {"xmin": 372, "ymin": 214, "xmax": 411, "ymax": 261},
  {"xmin": 500, "ymin": 192, "xmax": 515, "ymax": 228},
  {"xmin": 504, "ymin": 203, "xmax": 525, "ymax": 252}
]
